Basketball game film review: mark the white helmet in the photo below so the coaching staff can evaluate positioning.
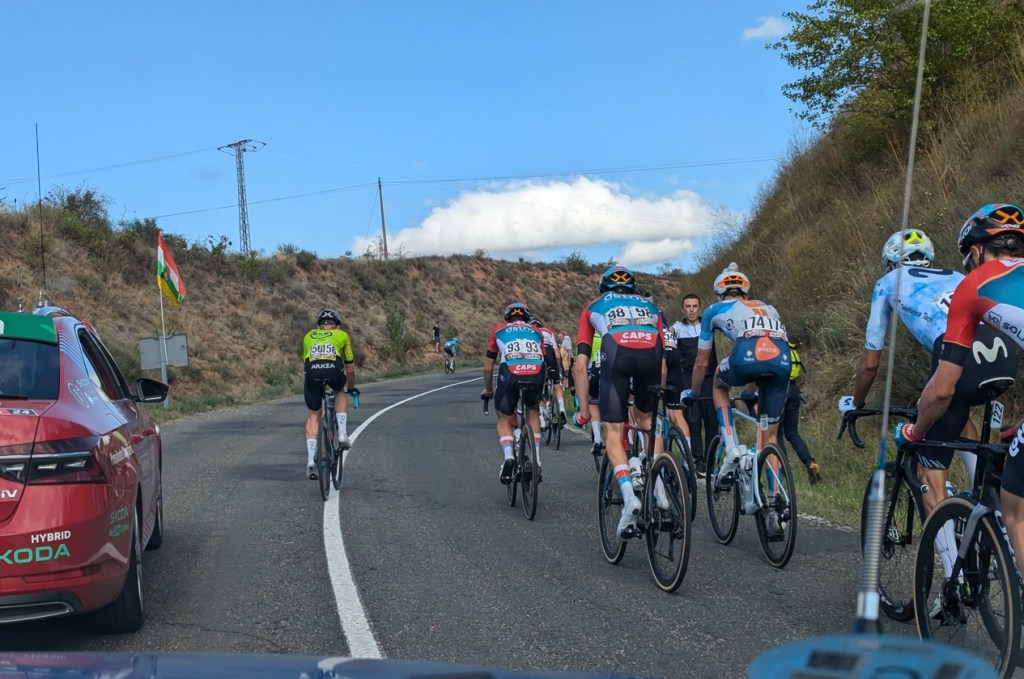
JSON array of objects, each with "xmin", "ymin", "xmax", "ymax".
[
  {"xmin": 713, "ymin": 262, "xmax": 750, "ymax": 295},
  {"xmin": 882, "ymin": 229, "xmax": 934, "ymax": 268}
]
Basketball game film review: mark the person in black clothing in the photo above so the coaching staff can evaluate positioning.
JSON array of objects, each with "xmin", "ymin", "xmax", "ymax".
[
  {"xmin": 432, "ymin": 322, "xmax": 441, "ymax": 353},
  {"xmin": 671, "ymin": 293, "xmax": 718, "ymax": 472},
  {"xmin": 777, "ymin": 340, "xmax": 821, "ymax": 484}
]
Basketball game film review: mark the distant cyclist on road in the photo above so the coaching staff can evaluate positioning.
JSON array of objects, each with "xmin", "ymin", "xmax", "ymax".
[
  {"xmin": 443, "ymin": 337, "xmax": 459, "ymax": 369},
  {"xmin": 481, "ymin": 303, "xmax": 546, "ymax": 485},
  {"xmin": 841, "ymin": 226, "xmax": 1017, "ymax": 523},
  {"xmin": 573, "ymin": 266, "xmax": 666, "ymax": 536},
  {"xmin": 683, "ymin": 263, "xmax": 791, "ymax": 535},
  {"xmin": 303, "ymin": 309, "xmax": 357, "ymax": 480},
  {"xmin": 529, "ymin": 313, "xmax": 567, "ymax": 427},
  {"xmin": 894, "ymin": 205, "xmax": 1024, "ymax": 571}
]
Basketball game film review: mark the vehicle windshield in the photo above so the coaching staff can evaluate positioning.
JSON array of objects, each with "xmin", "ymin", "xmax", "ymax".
[{"xmin": 0, "ymin": 338, "xmax": 59, "ymax": 401}]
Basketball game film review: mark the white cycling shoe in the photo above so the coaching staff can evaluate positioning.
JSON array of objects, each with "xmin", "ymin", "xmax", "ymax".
[
  {"xmin": 306, "ymin": 462, "xmax": 318, "ymax": 480},
  {"xmin": 617, "ymin": 496, "xmax": 642, "ymax": 536},
  {"xmin": 337, "ymin": 433, "xmax": 352, "ymax": 450},
  {"xmin": 654, "ymin": 480, "xmax": 670, "ymax": 510},
  {"xmin": 717, "ymin": 446, "xmax": 742, "ymax": 480}
]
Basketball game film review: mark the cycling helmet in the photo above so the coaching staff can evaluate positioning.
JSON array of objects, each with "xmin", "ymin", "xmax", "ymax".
[
  {"xmin": 599, "ymin": 265, "xmax": 637, "ymax": 293},
  {"xmin": 504, "ymin": 302, "xmax": 530, "ymax": 322},
  {"xmin": 958, "ymin": 203, "xmax": 1024, "ymax": 264},
  {"xmin": 882, "ymin": 229, "xmax": 934, "ymax": 268},
  {"xmin": 528, "ymin": 313, "xmax": 543, "ymax": 327},
  {"xmin": 713, "ymin": 262, "xmax": 750, "ymax": 295},
  {"xmin": 318, "ymin": 309, "xmax": 342, "ymax": 325}
]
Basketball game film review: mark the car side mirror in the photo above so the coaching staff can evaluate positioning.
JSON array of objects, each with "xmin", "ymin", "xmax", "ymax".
[{"xmin": 135, "ymin": 377, "xmax": 169, "ymax": 403}]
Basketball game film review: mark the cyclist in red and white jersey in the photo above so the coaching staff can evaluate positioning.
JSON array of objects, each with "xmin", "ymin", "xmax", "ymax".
[
  {"xmin": 896, "ymin": 204, "xmax": 1024, "ymax": 571},
  {"xmin": 482, "ymin": 303, "xmax": 546, "ymax": 485},
  {"xmin": 529, "ymin": 313, "xmax": 568, "ymax": 427}
]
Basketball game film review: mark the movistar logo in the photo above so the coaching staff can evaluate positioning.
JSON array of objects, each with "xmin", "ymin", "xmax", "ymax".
[{"xmin": 973, "ymin": 336, "xmax": 1009, "ymax": 364}]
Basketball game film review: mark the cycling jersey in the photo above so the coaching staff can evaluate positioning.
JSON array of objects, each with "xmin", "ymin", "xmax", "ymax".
[
  {"xmin": 303, "ymin": 328, "xmax": 354, "ymax": 364},
  {"xmin": 699, "ymin": 299, "xmax": 788, "ymax": 348},
  {"xmin": 942, "ymin": 258, "xmax": 1024, "ymax": 364},
  {"xmin": 577, "ymin": 292, "xmax": 663, "ymax": 352},
  {"xmin": 865, "ymin": 266, "xmax": 963, "ymax": 351},
  {"xmin": 535, "ymin": 324, "xmax": 561, "ymax": 378},
  {"xmin": 486, "ymin": 322, "xmax": 545, "ymax": 376}
]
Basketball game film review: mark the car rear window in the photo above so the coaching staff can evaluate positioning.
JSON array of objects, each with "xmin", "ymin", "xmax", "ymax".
[{"xmin": 0, "ymin": 338, "xmax": 59, "ymax": 400}]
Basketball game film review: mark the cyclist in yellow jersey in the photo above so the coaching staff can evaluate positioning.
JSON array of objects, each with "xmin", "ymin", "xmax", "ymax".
[
  {"xmin": 302, "ymin": 309, "xmax": 357, "ymax": 480},
  {"xmin": 584, "ymin": 332, "xmax": 604, "ymax": 460}
]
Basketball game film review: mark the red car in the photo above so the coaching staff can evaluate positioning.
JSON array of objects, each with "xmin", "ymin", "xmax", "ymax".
[{"xmin": 0, "ymin": 306, "xmax": 168, "ymax": 632}]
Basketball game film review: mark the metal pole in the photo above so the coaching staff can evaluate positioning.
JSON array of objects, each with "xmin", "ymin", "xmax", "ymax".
[
  {"xmin": 378, "ymin": 177, "xmax": 389, "ymax": 260},
  {"xmin": 35, "ymin": 124, "xmax": 45, "ymax": 293},
  {"xmin": 158, "ymin": 290, "xmax": 170, "ymax": 409}
]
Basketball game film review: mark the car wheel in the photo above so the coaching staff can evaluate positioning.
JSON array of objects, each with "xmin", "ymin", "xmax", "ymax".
[
  {"xmin": 146, "ymin": 474, "xmax": 164, "ymax": 551},
  {"xmin": 95, "ymin": 505, "xmax": 144, "ymax": 633}
]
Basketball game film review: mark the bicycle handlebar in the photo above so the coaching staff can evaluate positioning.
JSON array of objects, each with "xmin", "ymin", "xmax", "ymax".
[{"xmin": 837, "ymin": 407, "xmax": 917, "ymax": 449}]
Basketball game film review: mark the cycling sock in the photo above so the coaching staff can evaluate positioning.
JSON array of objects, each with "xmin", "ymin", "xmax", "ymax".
[
  {"xmin": 337, "ymin": 412, "xmax": 348, "ymax": 436},
  {"xmin": 956, "ymin": 450, "xmax": 976, "ymax": 485},
  {"xmin": 533, "ymin": 432, "xmax": 542, "ymax": 464},
  {"xmin": 935, "ymin": 519, "xmax": 957, "ymax": 579},
  {"xmin": 614, "ymin": 465, "xmax": 636, "ymax": 502},
  {"xmin": 591, "ymin": 421, "xmax": 603, "ymax": 443},
  {"xmin": 500, "ymin": 436, "xmax": 514, "ymax": 460},
  {"xmin": 557, "ymin": 397, "xmax": 566, "ymax": 413},
  {"xmin": 306, "ymin": 438, "xmax": 317, "ymax": 464}
]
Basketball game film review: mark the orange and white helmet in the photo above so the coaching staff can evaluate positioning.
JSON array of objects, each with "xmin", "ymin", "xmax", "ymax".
[{"xmin": 713, "ymin": 262, "xmax": 750, "ymax": 295}]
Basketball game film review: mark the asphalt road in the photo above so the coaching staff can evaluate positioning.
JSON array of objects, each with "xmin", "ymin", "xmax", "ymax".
[{"xmin": 0, "ymin": 370, "xmax": 890, "ymax": 677}]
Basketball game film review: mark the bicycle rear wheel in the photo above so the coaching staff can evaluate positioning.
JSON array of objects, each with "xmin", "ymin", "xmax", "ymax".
[
  {"xmin": 860, "ymin": 467, "xmax": 921, "ymax": 622},
  {"xmin": 667, "ymin": 427, "xmax": 697, "ymax": 522},
  {"xmin": 914, "ymin": 498, "xmax": 1019, "ymax": 677},
  {"xmin": 330, "ymin": 416, "xmax": 343, "ymax": 491},
  {"xmin": 520, "ymin": 423, "xmax": 538, "ymax": 520},
  {"xmin": 705, "ymin": 435, "xmax": 739, "ymax": 544},
  {"xmin": 645, "ymin": 454, "xmax": 691, "ymax": 593},
  {"xmin": 597, "ymin": 453, "xmax": 627, "ymax": 564},
  {"xmin": 553, "ymin": 416, "xmax": 562, "ymax": 450},
  {"xmin": 755, "ymin": 444, "xmax": 797, "ymax": 568},
  {"xmin": 317, "ymin": 416, "xmax": 332, "ymax": 501},
  {"xmin": 542, "ymin": 398, "xmax": 554, "ymax": 445}
]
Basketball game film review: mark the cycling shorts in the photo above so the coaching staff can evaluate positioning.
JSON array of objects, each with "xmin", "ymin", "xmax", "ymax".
[
  {"xmin": 588, "ymin": 365, "xmax": 600, "ymax": 400},
  {"xmin": 444, "ymin": 345, "xmax": 456, "ymax": 357},
  {"xmin": 918, "ymin": 326, "xmax": 1019, "ymax": 469},
  {"xmin": 599, "ymin": 343, "xmax": 663, "ymax": 424},
  {"xmin": 304, "ymin": 361, "xmax": 347, "ymax": 411},
  {"xmin": 494, "ymin": 364, "xmax": 543, "ymax": 416},
  {"xmin": 544, "ymin": 347, "xmax": 562, "ymax": 382},
  {"xmin": 716, "ymin": 337, "xmax": 790, "ymax": 424}
]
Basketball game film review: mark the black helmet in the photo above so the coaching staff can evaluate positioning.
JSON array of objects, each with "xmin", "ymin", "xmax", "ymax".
[
  {"xmin": 504, "ymin": 302, "xmax": 530, "ymax": 322},
  {"xmin": 318, "ymin": 309, "xmax": 342, "ymax": 325},
  {"xmin": 528, "ymin": 312, "xmax": 543, "ymax": 327},
  {"xmin": 958, "ymin": 203, "xmax": 1024, "ymax": 265},
  {"xmin": 599, "ymin": 265, "xmax": 637, "ymax": 293}
]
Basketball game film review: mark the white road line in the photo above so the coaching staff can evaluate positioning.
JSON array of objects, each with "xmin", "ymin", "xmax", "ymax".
[{"xmin": 323, "ymin": 376, "xmax": 481, "ymax": 659}]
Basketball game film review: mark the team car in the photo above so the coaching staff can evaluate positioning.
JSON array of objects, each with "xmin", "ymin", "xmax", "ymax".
[{"xmin": 0, "ymin": 306, "xmax": 168, "ymax": 631}]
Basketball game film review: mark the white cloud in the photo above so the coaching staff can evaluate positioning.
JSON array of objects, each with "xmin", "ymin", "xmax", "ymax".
[
  {"xmin": 742, "ymin": 16, "xmax": 786, "ymax": 41},
  {"xmin": 353, "ymin": 177, "xmax": 736, "ymax": 263}
]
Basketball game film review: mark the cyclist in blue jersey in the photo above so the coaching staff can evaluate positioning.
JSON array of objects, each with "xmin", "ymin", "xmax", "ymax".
[
  {"xmin": 841, "ymin": 228, "xmax": 1017, "ymax": 521},
  {"xmin": 482, "ymin": 303, "xmax": 547, "ymax": 484},
  {"xmin": 443, "ymin": 337, "xmax": 459, "ymax": 369},
  {"xmin": 573, "ymin": 266, "xmax": 667, "ymax": 536},
  {"xmin": 683, "ymin": 263, "xmax": 790, "ymax": 532}
]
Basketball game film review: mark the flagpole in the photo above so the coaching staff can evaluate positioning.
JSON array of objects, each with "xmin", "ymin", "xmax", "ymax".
[{"xmin": 158, "ymin": 286, "xmax": 170, "ymax": 409}]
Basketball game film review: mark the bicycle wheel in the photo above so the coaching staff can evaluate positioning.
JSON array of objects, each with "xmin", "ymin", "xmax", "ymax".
[
  {"xmin": 860, "ymin": 469, "xmax": 921, "ymax": 622},
  {"xmin": 705, "ymin": 435, "xmax": 739, "ymax": 544},
  {"xmin": 553, "ymin": 415, "xmax": 562, "ymax": 451},
  {"xmin": 914, "ymin": 498, "xmax": 1019, "ymax": 677},
  {"xmin": 645, "ymin": 454, "xmax": 691, "ymax": 593},
  {"xmin": 317, "ymin": 416, "xmax": 332, "ymax": 501},
  {"xmin": 754, "ymin": 444, "xmax": 797, "ymax": 568},
  {"xmin": 597, "ymin": 453, "xmax": 627, "ymax": 564},
  {"xmin": 667, "ymin": 427, "xmax": 697, "ymax": 522},
  {"xmin": 330, "ymin": 417, "xmax": 343, "ymax": 491},
  {"xmin": 542, "ymin": 399, "xmax": 554, "ymax": 445},
  {"xmin": 520, "ymin": 423, "xmax": 538, "ymax": 520}
]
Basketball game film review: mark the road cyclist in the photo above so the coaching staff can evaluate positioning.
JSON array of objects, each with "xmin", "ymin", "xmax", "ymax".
[
  {"xmin": 302, "ymin": 309, "xmax": 358, "ymax": 481},
  {"xmin": 682, "ymin": 263, "xmax": 795, "ymax": 554},
  {"xmin": 481, "ymin": 302, "xmax": 546, "ymax": 489},
  {"xmin": 443, "ymin": 337, "xmax": 459, "ymax": 373}
]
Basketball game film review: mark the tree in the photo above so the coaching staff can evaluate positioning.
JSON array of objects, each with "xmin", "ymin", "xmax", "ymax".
[{"xmin": 771, "ymin": 0, "xmax": 1024, "ymax": 130}]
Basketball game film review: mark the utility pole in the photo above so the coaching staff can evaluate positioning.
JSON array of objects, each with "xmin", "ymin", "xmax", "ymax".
[
  {"xmin": 218, "ymin": 139, "xmax": 265, "ymax": 255},
  {"xmin": 377, "ymin": 177, "xmax": 389, "ymax": 260}
]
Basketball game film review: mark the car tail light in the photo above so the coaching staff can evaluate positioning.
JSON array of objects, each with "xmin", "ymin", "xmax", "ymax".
[
  {"xmin": 28, "ymin": 436, "xmax": 106, "ymax": 485},
  {"xmin": 0, "ymin": 444, "xmax": 33, "ymax": 484}
]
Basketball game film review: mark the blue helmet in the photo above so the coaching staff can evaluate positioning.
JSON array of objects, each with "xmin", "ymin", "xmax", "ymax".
[
  {"xmin": 504, "ymin": 302, "xmax": 530, "ymax": 322},
  {"xmin": 958, "ymin": 203, "xmax": 1024, "ymax": 257},
  {"xmin": 599, "ymin": 265, "xmax": 637, "ymax": 293}
]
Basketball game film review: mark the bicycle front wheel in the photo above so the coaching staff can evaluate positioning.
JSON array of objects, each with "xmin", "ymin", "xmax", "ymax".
[
  {"xmin": 755, "ymin": 444, "xmax": 797, "ymax": 568},
  {"xmin": 542, "ymin": 400, "xmax": 554, "ymax": 445},
  {"xmin": 553, "ymin": 416, "xmax": 562, "ymax": 451},
  {"xmin": 330, "ymin": 419, "xmax": 343, "ymax": 491},
  {"xmin": 317, "ymin": 417, "xmax": 332, "ymax": 501},
  {"xmin": 645, "ymin": 454, "xmax": 691, "ymax": 593},
  {"xmin": 860, "ymin": 467, "xmax": 921, "ymax": 622},
  {"xmin": 705, "ymin": 435, "xmax": 739, "ymax": 544},
  {"xmin": 597, "ymin": 453, "xmax": 627, "ymax": 564},
  {"xmin": 914, "ymin": 498, "xmax": 1020, "ymax": 677},
  {"xmin": 667, "ymin": 427, "xmax": 697, "ymax": 522},
  {"xmin": 520, "ymin": 424, "xmax": 538, "ymax": 520}
]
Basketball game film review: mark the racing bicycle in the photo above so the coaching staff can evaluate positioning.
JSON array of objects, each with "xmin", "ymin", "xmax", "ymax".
[
  {"xmin": 705, "ymin": 390, "xmax": 797, "ymax": 568},
  {"xmin": 503, "ymin": 382, "xmax": 541, "ymax": 520},
  {"xmin": 598, "ymin": 385, "xmax": 691, "ymax": 592},
  {"xmin": 540, "ymin": 375, "xmax": 563, "ymax": 450},
  {"xmin": 314, "ymin": 383, "xmax": 359, "ymax": 501}
]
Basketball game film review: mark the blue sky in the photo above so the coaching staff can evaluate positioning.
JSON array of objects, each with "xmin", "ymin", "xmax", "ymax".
[{"xmin": 1, "ymin": 2, "xmax": 809, "ymax": 272}]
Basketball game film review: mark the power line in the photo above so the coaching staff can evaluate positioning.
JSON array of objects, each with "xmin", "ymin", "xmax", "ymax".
[
  {"xmin": 153, "ymin": 181, "xmax": 377, "ymax": 219},
  {"xmin": 0, "ymin": 146, "xmax": 218, "ymax": 186}
]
